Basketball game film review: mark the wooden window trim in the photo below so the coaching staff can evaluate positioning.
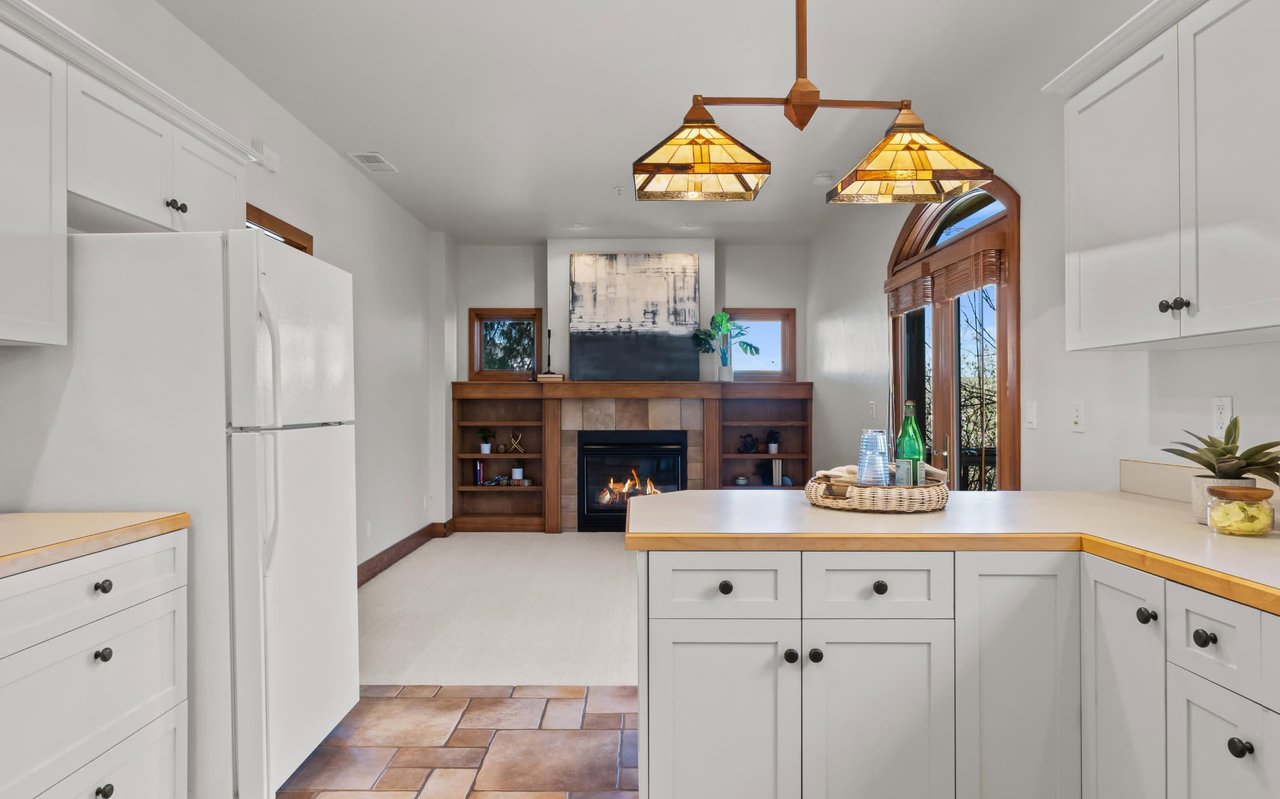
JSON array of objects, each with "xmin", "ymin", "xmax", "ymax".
[
  {"xmin": 724, "ymin": 307, "xmax": 797, "ymax": 382},
  {"xmin": 246, "ymin": 204, "xmax": 314, "ymax": 254},
  {"xmin": 887, "ymin": 178, "xmax": 1021, "ymax": 490},
  {"xmin": 469, "ymin": 308, "xmax": 544, "ymax": 382}
]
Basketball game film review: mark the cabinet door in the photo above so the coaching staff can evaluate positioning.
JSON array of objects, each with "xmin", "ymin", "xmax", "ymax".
[
  {"xmin": 1167, "ymin": 664, "xmax": 1269, "ymax": 799},
  {"xmin": 68, "ymin": 68, "xmax": 173, "ymax": 229},
  {"xmin": 1177, "ymin": 0, "xmax": 1280, "ymax": 338},
  {"xmin": 1064, "ymin": 29, "xmax": 1181, "ymax": 349},
  {"xmin": 649, "ymin": 618, "xmax": 801, "ymax": 799},
  {"xmin": 802, "ymin": 619, "xmax": 954, "ymax": 799},
  {"xmin": 1082, "ymin": 555, "xmax": 1166, "ymax": 799},
  {"xmin": 956, "ymin": 552, "xmax": 1080, "ymax": 799},
  {"xmin": 0, "ymin": 23, "xmax": 66, "ymax": 345},
  {"xmin": 172, "ymin": 128, "xmax": 245, "ymax": 232}
]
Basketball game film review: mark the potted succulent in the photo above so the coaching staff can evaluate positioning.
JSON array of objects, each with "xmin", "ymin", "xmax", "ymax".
[
  {"xmin": 1162, "ymin": 417, "xmax": 1280, "ymax": 523},
  {"xmin": 766, "ymin": 429, "xmax": 782, "ymax": 454},
  {"xmin": 511, "ymin": 459, "xmax": 525, "ymax": 482},
  {"xmin": 476, "ymin": 427, "xmax": 496, "ymax": 455},
  {"xmin": 693, "ymin": 312, "xmax": 759, "ymax": 382}
]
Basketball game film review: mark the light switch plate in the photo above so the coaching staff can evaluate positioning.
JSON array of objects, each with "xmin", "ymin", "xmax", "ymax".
[
  {"xmin": 1025, "ymin": 400, "xmax": 1038, "ymax": 430},
  {"xmin": 1212, "ymin": 397, "xmax": 1233, "ymax": 437},
  {"xmin": 1072, "ymin": 401, "xmax": 1085, "ymax": 433}
]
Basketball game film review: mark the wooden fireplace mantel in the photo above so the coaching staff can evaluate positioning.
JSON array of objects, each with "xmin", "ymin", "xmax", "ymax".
[{"xmin": 451, "ymin": 381, "xmax": 814, "ymax": 532}]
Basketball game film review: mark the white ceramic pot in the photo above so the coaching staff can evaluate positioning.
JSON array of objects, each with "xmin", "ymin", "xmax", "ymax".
[
  {"xmin": 480, "ymin": 442, "xmax": 492, "ymax": 454},
  {"xmin": 512, "ymin": 467, "xmax": 524, "ymax": 481},
  {"xmin": 1190, "ymin": 475, "xmax": 1257, "ymax": 523},
  {"xmin": 768, "ymin": 443, "xmax": 780, "ymax": 454},
  {"xmin": 718, "ymin": 364, "xmax": 734, "ymax": 382}
]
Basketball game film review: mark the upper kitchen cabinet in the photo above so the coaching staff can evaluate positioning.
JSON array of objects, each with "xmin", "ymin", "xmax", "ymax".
[
  {"xmin": 68, "ymin": 68, "xmax": 245, "ymax": 234},
  {"xmin": 1055, "ymin": 0, "xmax": 1280, "ymax": 350},
  {"xmin": 0, "ymin": 23, "xmax": 66, "ymax": 345}
]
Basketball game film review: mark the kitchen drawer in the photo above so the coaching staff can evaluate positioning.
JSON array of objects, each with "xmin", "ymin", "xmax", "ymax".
[
  {"xmin": 0, "ymin": 530, "xmax": 186, "ymax": 659},
  {"xmin": 1166, "ymin": 582, "xmax": 1262, "ymax": 702},
  {"xmin": 1264, "ymin": 613, "xmax": 1280, "ymax": 713},
  {"xmin": 39, "ymin": 702, "xmax": 187, "ymax": 799},
  {"xmin": 802, "ymin": 552, "xmax": 954, "ymax": 618},
  {"xmin": 0, "ymin": 589, "xmax": 187, "ymax": 798},
  {"xmin": 649, "ymin": 552, "xmax": 800, "ymax": 619},
  {"xmin": 1167, "ymin": 663, "xmax": 1274, "ymax": 799}
]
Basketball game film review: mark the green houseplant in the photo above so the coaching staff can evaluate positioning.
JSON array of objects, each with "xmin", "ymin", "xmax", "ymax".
[
  {"xmin": 693, "ymin": 312, "xmax": 759, "ymax": 382},
  {"xmin": 476, "ymin": 427, "xmax": 496, "ymax": 454},
  {"xmin": 1162, "ymin": 416, "xmax": 1280, "ymax": 523}
]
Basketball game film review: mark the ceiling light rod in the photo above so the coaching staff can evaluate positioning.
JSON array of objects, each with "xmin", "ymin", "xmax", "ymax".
[{"xmin": 696, "ymin": 95, "xmax": 910, "ymax": 112}]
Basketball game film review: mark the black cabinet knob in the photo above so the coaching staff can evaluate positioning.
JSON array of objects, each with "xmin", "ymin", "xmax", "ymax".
[
  {"xmin": 1227, "ymin": 737, "xmax": 1255, "ymax": 759},
  {"xmin": 1158, "ymin": 299, "xmax": 1172, "ymax": 313},
  {"xmin": 1171, "ymin": 296, "xmax": 1191, "ymax": 311},
  {"xmin": 783, "ymin": 648, "xmax": 799, "ymax": 663},
  {"xmin": 808, "ymin": 648, "xmax": 824, "ymax": 663},
  {"xmin": 718, "ymin": 580, "xmax": 734, "ymax": 595},
  {"xmin": 94, "ymin": 578, "xmax": 114, "ymax": 594},
  {"xmin": 94, "ymin": 647, "xmax": 113, "ymax": 663},
  {"xmin": 1193, "ymin": 628, "xmax": 1218, "ymax": 648},
  {"xmin": 178, "ymin": 202, "xmax": 189, "ymax": 214},
  {"xmin": 872, "ymin": 580, "xmax": 889, "ymax": 596},
  {"xmin": 96, "ymin": 785, "xmax": 115, "ymax": 798},
  {"xmin": 1136, "ymin": 607, "xmax": 1158, "ymax": 624},
  {"xmin": 165, "ymin": 198, "xmax": 180, "ymax": 210}
]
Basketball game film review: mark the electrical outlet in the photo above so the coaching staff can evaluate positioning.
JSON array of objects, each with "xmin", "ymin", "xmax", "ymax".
[
  {"xmin": 868, "ymin": 401, "xmax": 877, "ymax": 419},
  {"xmin": 1025, "ymin": 400, "xmax": 1038, "ymax": 430},
  {"xmin": 1212, "ymin": 397, "xmax": 1233, "ymax": 437},
  {"xmin": 1072, "ymin": 401, "xmax": 1085, "ymax": 434}
]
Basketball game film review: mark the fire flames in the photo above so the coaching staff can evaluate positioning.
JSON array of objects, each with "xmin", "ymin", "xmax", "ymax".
[{"xmin": 596, "ymin": 468, "xmax": 663, "ymax": 505}]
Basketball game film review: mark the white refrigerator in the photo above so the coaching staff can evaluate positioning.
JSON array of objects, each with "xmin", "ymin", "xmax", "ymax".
[{"xmin": 6, "ymin": 229, "xmax": 359, "ymax": 799}]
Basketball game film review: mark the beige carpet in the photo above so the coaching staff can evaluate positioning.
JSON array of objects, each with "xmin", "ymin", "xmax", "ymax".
[{"xmin": 358, "ymin": 532, "xmax": 638, "ymax": 686}]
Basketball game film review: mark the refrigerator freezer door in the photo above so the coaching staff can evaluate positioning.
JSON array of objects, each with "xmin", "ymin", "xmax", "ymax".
[
  {"xmin": 230, "ymin": 425, "xmax": 359, "ymax": 796},
  {"xmin": 228, "ymin": 229, "xmax": 355, "ymax": 429}
]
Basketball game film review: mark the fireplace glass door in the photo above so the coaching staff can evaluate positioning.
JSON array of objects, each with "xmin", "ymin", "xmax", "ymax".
[{"xmin": 578, "ymin": 432, "xmax": 686, "ymax": 531}]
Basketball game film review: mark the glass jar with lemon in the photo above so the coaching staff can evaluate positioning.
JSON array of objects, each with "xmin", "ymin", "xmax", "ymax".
[{"xmin": 1206, "ymin": 486, "xmax": 1274, "ymax": 536}]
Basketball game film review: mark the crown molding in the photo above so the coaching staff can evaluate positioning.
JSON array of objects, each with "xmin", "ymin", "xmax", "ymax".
[
  {"xmin": 1042, "ymin": 0, "xmax": 1205, "ymax": 97},
  {"xmin": 0, "ymin": 0, "xmax": 260, "ymax": 166}
]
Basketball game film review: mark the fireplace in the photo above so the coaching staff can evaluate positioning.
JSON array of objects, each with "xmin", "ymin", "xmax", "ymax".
[{"xmin": 578, "ymin": 430, "xmax": 687, "ymax": 532}]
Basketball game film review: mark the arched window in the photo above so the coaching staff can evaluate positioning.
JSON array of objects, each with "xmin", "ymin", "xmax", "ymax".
[{"xmin": 885, "ymin": 178, "xmax": 1020, "ymax": 491}]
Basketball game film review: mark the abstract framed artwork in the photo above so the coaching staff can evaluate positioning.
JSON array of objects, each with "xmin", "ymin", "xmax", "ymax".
[{"xmin": 569, "ymin": 253, "xmax": 700, "ymax": 381}]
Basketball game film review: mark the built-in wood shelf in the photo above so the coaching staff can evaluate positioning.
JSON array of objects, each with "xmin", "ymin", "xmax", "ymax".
[
  {"xmin": 457, "ymin": 453, "xmax": 543, "ymax": 459},
  {"xmin": 456, "ymin": 485, "xmax": 542, "ymax": 493},
  {"xmin": 456, "ymin": 420, "xmax": 543, "ymax": 427},
  {"xmin": 452, "ymin": 513, "xmax": 544, "ymax": 533},
  {"xmin": 722, "ymin": 453, "xmax": 809, "ymax": 460},
  {"xmin": 721, "ymin": 420, "xmax": 810, "ymax": 427}
]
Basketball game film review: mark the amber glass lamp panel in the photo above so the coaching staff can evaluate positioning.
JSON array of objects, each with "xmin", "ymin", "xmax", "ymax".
[
  {"xmin": 828, "ymin": 112, "xmax": 992, "ymax": 204},
  {"xmin": 633, "ymin": 123, "xmax": 770, "ymax": 201}
]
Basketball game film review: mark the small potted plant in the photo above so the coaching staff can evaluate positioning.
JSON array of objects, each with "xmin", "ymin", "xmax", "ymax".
[
  {"xmin": 693, "ymin": 312, "xmax": 759, "ymax": 382},
  {"xmin": 766, "ymin": 429, "xmax": 781, "ymax": 454},
  {"xmin": 476, "ymin": 427, "xmax": 496, "ymax": 454},
  {"xmin": 511, "ymin": 459, "xmax": 525, "ymax": 482},
  {"xmin": 1162, "ymin": 416, "xmax": 1280, "ymax": 523}
]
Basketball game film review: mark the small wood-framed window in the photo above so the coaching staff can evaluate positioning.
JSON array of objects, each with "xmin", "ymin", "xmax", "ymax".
[
  {"xmin": 724, "ymin": 307, "xmax": 797, "ymax": 382},
  {"xmin": 246, "ymin": 204, "xmax": 314, "ymax": 254},
  {"xmin": 469, "ymin": 308, "xmax": 543, "ymax": 381}
]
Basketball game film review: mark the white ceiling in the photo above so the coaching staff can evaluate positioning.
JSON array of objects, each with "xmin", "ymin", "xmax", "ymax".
[{"xmin": 156, "ymin": 0, "xmax": 1139, "ymax": 243}]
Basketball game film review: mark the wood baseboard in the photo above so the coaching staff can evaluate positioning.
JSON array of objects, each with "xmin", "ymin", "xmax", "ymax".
[{"xmin": 357, "ymin": 520, "xmax": 449, "ymax": 587}]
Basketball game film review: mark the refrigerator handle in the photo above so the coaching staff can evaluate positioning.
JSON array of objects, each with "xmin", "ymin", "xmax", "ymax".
[
  {"xmin": 257, "ymin": 287, "xmax": 283, "ymax": 428},
  {"xmin": 262, "ymin": 431, "xmax": 282, "ymax": 574}
]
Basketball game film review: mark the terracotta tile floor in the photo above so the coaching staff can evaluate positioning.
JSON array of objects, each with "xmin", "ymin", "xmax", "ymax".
[{"xmin": 278, "ymin": 685, "xmax": 639, "ymax": 799}]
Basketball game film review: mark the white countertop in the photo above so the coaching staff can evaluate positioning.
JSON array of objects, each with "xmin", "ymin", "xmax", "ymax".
[{"xmin": 0, "ymin": 512, "xmax": 190, "ymax": 578}]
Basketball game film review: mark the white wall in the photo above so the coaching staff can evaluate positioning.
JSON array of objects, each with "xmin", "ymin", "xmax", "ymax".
[
  {"xmin": 455, "ymin": 244, "xmax": 546, "ymax": 375},
  {"xmin": 1147, "ymin": 342, "xmax": 1280, "ymax": 455},
  {"xmin": 719, "ymin": 243, "xmax": 808, "ymax": 379},
  {"xmin": 0, "ymin": 2, "xmax": 453, "ymax": 797}
]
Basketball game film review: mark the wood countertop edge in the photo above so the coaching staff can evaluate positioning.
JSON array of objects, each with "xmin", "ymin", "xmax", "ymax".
[
  {"xmin": 624, "ymin": 529, "xmax": 1280, "ymax": 615},
  {"xmin": 0, "ymin": 512, "xmax": 191, "ymax": 579}
]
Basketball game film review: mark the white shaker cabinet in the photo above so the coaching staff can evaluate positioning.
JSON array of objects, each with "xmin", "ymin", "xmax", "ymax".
[
  {"xmin": 0, "ymin": 22, "xmax": 66, "ymax": 345},
  {"xmin": 1176, "ymin": 0, "xmax": 1280, "ymax": 338},
  {"xmin": 648, "ymin": 618, "xmax": 801, "ymax": 799},
  {"xmin": 172, "ymin": 127, "xmax": 246, "ymax": 233},
  {"xmin": 1167, "ymin": 663, "xmax": 1275, "ymax": 799},
  {"xmin": 1064, "ymin": 29, "xmax": 1181, "ymax": 350},
  {"xmin": 1081, "ymin": 554, "xmax": 1166, "ymax": 799},
  {"xmin": 955, "ymin": 552, "xmax": 1081, "ymax": 799},
  {"xmin": 802, "ymin": 619, "xmax": 955, "ymax": 799}
]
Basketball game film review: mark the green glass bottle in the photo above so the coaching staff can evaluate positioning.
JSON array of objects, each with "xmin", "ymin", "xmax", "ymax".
[{"xmin": 895, "ymin": 401, "xmax": 925, "ymax": 485}]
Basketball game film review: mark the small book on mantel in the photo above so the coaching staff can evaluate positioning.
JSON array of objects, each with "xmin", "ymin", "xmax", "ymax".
[
  {"xmin": 772, "ymin": 458, "xmax": 782, "ymax": 487},
  {"xmin": 536, "ymin": 372, "xmax": 566, "ymax": 382}
]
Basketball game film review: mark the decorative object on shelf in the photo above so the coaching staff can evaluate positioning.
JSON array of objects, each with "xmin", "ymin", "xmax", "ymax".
[
  {"xmin": 1206, "ymin": 486, "xmax": 1274, "ymax": 537},
  {"xmin": 781, "ymin": 475, "xmax": 794, "ymax": 486},
  {"xmin": 569, "ymin": 252, "xmax": 701, "ymax": 381},
  {"xmin": 1162, "ymin": 416, "xmax": 1279, "ymax": 523},
  {"xmin": 477, "ymin": 427, "xmax": 496, "ymax": 455},
  {"xmin": 631, "ymin": 0, "xmax": 992, "ymax": 204},
  {"xmin": 512, "ymin": 460, "xmax": 525, "ymax": 481},
  {"xmin": 474, "ymin": 460, "xmax": 485, "ymax": 486},
  {"xmin": 737, "ymin": 433, "xmax": 760, "ymax": 454},
  {"xmin": 766, "ymin": 429, "xmax": 781, "ymax": 454},
  {"xmin": 857, "ymin": 429, "xmax": 891, "ymax": 487},
  {"xmin": 734, "ymin": 475, "xmax": 750, "ymax": 486},
  {"xmin": 694, "ymin": 312, "xmax": 759, "ymax": 382},
  {"xmin": 507, "ymin": 432, "xmax": 526, "ymax": 454},
  {"xmin": 755, "ymin": 461, "xmax": 773, "ymax": 486},
  {"xmin": 496, "ymin": 443, "xmax": 507, "ymax": 454}
]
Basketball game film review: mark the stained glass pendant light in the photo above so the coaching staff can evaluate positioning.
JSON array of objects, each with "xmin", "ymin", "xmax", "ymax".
[
  {"xmin": 632, "ymin": 98, "xmax": 771, "ymax": 201},
  {"xmin": 826, "ymin": 104, "xmax": 993, "ymax": 204}
]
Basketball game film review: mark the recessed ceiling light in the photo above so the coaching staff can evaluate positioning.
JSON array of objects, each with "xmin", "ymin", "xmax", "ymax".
[
  {"xmin": 812, "ymin": 172, "xmax": 834, "ymax": 185},
  {"xmin": 568, "ymin": 223, "xmax": 588, "ymax": 231},
  {"xmin": 680, "ymin": 223, "xmax": 702, "ymax": 231}
]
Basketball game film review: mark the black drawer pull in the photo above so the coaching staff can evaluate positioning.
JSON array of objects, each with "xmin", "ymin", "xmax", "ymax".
[
  {"xmin": 94, "ymin": 647, "xmax": 113, "ymax": 663},
  {"xmin": 1135, "ymin": 607, "xmax": 1157, "ymax": 624},
  {"xmin": 94, "ymin": 578, "xmax": 114, "ymax": 594},
  {"xmin": 1227, "ymin": 737, "xmax": 1254, "ymax": 759},
  {"xmin": 872, "ymin": 580, "xmax": 889, "ymax": 595},
  {"xmin": 96, "ymin": 785, "xmax": 115, "ymax": 799},
  {"xmin": 808, "ymin": 648, "xmax": 824, "ymax": 663},
  {"xmin": 783, "ymin": 649, "xmax": 799, "ymax": 664},
  {"xmin": 718, "ymin": 580, "xmax": 734, "ymax": 595},
  {"xmin": 1193, "ymin": 628, "xmax": 1218, "ymax": 648}
]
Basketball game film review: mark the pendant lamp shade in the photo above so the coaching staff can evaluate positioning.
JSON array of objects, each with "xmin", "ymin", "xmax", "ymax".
[
  {"xmin": 827, "ymin": 105, "xmax": 993, "ymax": 204},
  {"xmin": 633, "ymin": 99, "xmax": 771, "ymax": 201}
]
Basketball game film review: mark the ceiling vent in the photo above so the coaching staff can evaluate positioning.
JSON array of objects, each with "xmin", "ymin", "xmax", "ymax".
[{"xmin": 348, "ymin": 151, "xmax": 398, "ymax": 173}]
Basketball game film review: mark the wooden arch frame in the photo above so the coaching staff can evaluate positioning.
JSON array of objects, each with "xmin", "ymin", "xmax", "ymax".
[{"xmin": 886, "ymin": 176, "xmax": 1021, "ymax": 490}]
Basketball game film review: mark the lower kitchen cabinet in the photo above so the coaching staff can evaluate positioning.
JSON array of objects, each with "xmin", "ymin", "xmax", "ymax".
[
  {"xmin": 955, "ymin": 552, "xmax": 1081, "ymax": 799},
  {"xmin": 802, "ymin": 618, "xmax": 954, "ymax": 799},
  {"xmin": 1167, "ymin": 663, "xmax": 1276, "ymax": 798},
  {"xmin": 648, "ymin": 618, "xmax": 801, "ymax": 799},
  {"xmin": 1082, "ymin": 554, "xmax": 1166, "ymax": 799}
]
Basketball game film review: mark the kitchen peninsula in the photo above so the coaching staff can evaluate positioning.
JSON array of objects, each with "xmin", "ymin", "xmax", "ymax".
[{"xmin": 626, "ymin": 490, "xmax": 1280, "ymax": 799}]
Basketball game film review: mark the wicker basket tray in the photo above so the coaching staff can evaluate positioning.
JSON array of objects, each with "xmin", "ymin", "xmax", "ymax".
[{"xmin": 805, "ymin": 474, "xmax": 949, "ymax": 513}]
